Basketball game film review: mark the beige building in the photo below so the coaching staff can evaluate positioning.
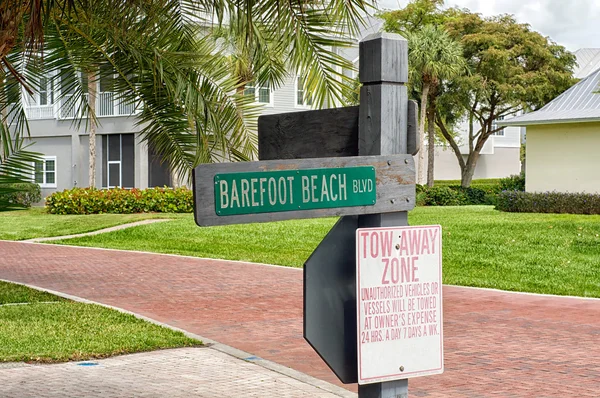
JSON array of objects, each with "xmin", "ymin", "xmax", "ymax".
[{"xmin": 500, "ymin": 66, "xmax": 600, "ymax": 194}]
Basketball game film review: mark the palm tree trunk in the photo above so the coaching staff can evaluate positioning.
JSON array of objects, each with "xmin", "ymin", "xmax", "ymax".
[
  {"xmin": 0, "ymin": 1, "xmax": 24, "ymax": 61},
  {"xmin": 426, "ymin": 100, "xmax": 436, "ymax": 187},
  {"xmin": 417, "ymin": 82, "xmax": 430, "ymax": 185},
  {"xmin": 88, "ymin": 72, "xmax": 97, "ymax": 188}
]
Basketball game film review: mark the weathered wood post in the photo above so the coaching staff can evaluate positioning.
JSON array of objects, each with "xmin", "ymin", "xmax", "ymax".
[
  {"xmin": 357, "ymin": 32, "xmax": 410, "ymax": 398},
  {"xmin": 192, "ymin": 30, "xmax": 443, "ymax": 398}
]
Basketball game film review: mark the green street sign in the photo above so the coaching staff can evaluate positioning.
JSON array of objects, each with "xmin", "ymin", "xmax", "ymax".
[{"xmin": 214, "ymin": 166, "xmax": 376, "ymax": 216}]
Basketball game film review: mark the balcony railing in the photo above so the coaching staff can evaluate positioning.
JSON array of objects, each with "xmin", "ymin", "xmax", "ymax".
[
  {"xmin": 23, "ymin": 92, "xmax": 138, "ymax": 120},
  {"xmin": 24, "ymin": 105, "xmax": 55, "ymax": 120}
]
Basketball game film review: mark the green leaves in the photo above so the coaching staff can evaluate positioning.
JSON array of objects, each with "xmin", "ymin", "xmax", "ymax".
[{"xmin": 3, "ymin": 0, "xmax": 376, "ymax": 185}]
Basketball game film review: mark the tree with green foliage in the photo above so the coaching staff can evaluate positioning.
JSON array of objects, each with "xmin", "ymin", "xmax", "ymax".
[
  {"xmin": 438, "ymin": 10, "xmax": 576, "ymax": 187},
  {"xmin": 380, "ymin": 1, "xmax": 464, "ymax": 187},
  {"xmin": 382, "ymin": 1, "xmax": 576, "ymax": 188},
  {"xmin": 405, "ymin": 25, "xmax": 464, "ymax": 186},
  {"xmin": 1, "ymin": 0, "xmax": 373, "ymax": 185}
]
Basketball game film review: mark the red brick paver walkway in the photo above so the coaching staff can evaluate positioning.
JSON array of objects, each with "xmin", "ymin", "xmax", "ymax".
[{"xmin": 1, "ymin": 241, "xmax": 599, "ymax": 397}]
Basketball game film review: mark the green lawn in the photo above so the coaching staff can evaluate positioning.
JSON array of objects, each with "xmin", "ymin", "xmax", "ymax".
[
  {"xmin": 0, "ymin": 207, "xmax": 184, "ymax": 240},
  {"xmin": 0, "ymin": 281, "xmax": 201, "ymax": 362},
  {"xmin": 55, "ymin": 216, "xmax": 337, "ymax": 267},
  {"xmin": 49, "ymin": 206, "xmax": 600, "ymax": 298}
]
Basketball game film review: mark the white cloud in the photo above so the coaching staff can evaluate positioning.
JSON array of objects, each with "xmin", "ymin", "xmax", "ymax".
[{"xmin": 376, "ymin": 0, "xmax": 600, "ymax": 51}]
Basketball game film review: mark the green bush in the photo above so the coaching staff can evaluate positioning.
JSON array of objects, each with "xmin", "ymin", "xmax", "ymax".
[
  {"xmin": 0, "ymin": 183, "xmax": 42, "ymax": 209},
  {"xmin": 496, "ymin": 191, "xmax": 600, "ymax": 215},
  {"xmin": 420, "ymin": 186, "xmax": 467, "ymax": 206},
  {"xmin": 499, "ymin": 172, "xmax": 525, "ymax": 192},
  {"xmin": 417, "ymin": 185, "xmax": 496, "ymax": 206},
  {"xmin": 449, "ymin": 186, "xmax": 491, "ymax": 205},
  {"xmin": 46, "ymin": 187, "xmax": 193, "ymax": 215}
]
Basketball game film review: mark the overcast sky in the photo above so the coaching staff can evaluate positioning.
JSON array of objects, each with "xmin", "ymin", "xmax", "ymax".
[{"xmin": 376, "ymin": 0, "xmax": 600, "ymax": 51}]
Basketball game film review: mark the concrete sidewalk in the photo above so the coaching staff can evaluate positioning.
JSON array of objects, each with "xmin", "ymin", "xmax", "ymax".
[
  {"xmin": 0, "ymin": 348, "xmax": 350, "ymax": 398},
  {"xmin": 1, "ymin": 240, "xmax": 600, "ymax": 397}
]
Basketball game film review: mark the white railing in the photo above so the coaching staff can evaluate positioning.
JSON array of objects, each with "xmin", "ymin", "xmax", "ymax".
[
  {"xmin": 24, "ymin": 105, "xmax": 55, "ymax": 119},
  {"xmin": 56, "ymin": 92, "xmax": 137, "ymax": 119},
  {"xmin": 98, "ymin": 92, "xmax": 115, "ymax": 116},
  {"xmin": 59, "ymin": 94, "xmax": 78, "ymax": 119}
]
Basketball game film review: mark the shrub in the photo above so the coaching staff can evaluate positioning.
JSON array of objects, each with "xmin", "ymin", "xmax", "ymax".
[
  {"xmin": 0, "ymin": 183, "xmax": 42, "ymax": 209},
  {"xmin": 416, "ymin": 185, "xmax": 497, "ymax": 206},
  {"xmin": 496, "ymin": 191, "xmax": 600, "ymax": 215},
  {"xmin": 46, "ymin": 187, "xmax": 193, "ymax": 215},
  {"xmin": 499, "ymin": 172, "xmax": 525, "ymax": 192},
  {"xmin": 420, "ymin": 186, "xmax": 467, "ymax": 206},
  {"xmin": 447, "ymin": 186, "xmax": 492, "ymax": 205}
]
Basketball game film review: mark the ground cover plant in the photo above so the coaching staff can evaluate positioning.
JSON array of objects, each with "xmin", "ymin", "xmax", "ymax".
[
  {"xmin": 46, "ymin": 187, "xmax": 193, "ymax": 215},
  {"xmin": 0, "ymin": 281, "xmax": 201, "ymax": 362},
  {"xmin": 0, "ymin": 208, "xmax": 183, "ymax": 241},
  {"xmin": 46, "ymin": 206, "xmax": 600, "ymax": 298}
]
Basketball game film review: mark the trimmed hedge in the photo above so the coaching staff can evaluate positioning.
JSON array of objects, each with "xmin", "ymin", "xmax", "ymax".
[
  {"xmin": 46, "ymin": 187, "xmax": 193, "ymax": 215},
  {"xmin": 496, "ymin": 191, "xmax": 600, "ymax": 215},
  {"xmin": 0, "ymin": 183, "xmax": 42, "ymax": 209},
  {"xmin": 417, "ymin": 175, "xmax": 525, "ymax": 207},
  {"xmin": 416, "ymin": 185, "xmax": 496, "ymax": 206}
]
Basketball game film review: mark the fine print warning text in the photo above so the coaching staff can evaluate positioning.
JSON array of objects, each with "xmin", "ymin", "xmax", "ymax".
[{"xmin": 356, "ymin": 225, "xmax": 444, "ymax": 384}]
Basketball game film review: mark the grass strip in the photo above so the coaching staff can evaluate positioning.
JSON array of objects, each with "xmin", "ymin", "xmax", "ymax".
[
  {"xmin": 0, "ymin": 281, "xmax": 66, "ymax": 305},
  {"xmin": 0, "ymin": 208, "xmax": 184, "ymax": 241},
  {"xmin": 0, "ymin": 282, "xmax": 201, "ymax": 363}
]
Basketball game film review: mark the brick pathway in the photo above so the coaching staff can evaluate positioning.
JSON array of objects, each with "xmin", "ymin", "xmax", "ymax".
[
  {"xmin": 0, "ymin": 348, "xmax": 345, "ymax": 398},
  {"xmin": 1, "ymin": 241, "xmax": 599, "ymax": 397}
]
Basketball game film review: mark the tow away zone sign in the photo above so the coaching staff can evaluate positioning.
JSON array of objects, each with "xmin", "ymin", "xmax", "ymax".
[{"xmin": 356, "ymin": 225, "xmax": 443, "ymax": 384}]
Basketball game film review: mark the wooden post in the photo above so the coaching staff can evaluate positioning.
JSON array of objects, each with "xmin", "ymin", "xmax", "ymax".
[{"xmin": 357, "ymin": 31, "xmax": 410, "ymax": 398}]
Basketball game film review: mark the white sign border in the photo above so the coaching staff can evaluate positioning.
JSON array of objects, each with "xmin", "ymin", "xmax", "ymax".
[{"xmin": 356, "ymin": 225, "xmax": 444, "ymax": 385}]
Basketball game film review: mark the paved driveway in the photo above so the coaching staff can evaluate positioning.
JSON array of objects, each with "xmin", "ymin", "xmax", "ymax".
[{"xmin": 1, "ymin": 241, "xmax": 599, "ymax": 397}]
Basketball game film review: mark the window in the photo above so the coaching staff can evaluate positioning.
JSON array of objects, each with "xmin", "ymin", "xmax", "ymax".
[
  {"xmin": 26, "ymin": 75, "xmax": 53, "ymax": 106},
  {"xmin": 244, "ymin": 82, "xmax": 273, "ymax": 106},
  {"xmin": 34, "ymin": 157, "xmax": 57, "ymax": 188},
  {"xmin": 102, "ymin": 134, "xmax": 135, "ymax": 188},
  {"xmin": 39, "ymin": 76, "xmax": 49, "ymax": 105},
  {"xmin": 296, "ymin": 76, "xmax": 313, "ymax": 107},
  {"xmin": 491, "ymin": 116, "xmax": 505, "ymax": 137}
]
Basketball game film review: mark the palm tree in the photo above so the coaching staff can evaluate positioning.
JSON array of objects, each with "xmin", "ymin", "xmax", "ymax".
[
  {"xmin": 0, "ymin": 51, "xmax": 41, "ymax": 210},
  {"xmin": 1, "ymin": 0, "xmax": 373, "ymax": 184},
  {"xmin": 407, "ymin": 25, "xmax": 464, "ymax": 186}
]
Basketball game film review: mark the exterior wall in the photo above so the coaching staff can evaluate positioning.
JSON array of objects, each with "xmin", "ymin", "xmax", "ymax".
[
  {"xmin": 260, "ymin": 75, "xmax": 313, "ymax": 116},
  {"xmin": 23, "ymin": 136, "xmax": 72, "ymax": 200},
  {"xmin": 526, "ymin": 123, "xmax": 600, "ymax": 193},
  {"xmin": 27, "ymin": 116, "xmax": 139, "ymax": 138},
  {"xmin": 422, "ymin": 146, "xmax": 521, "ymax": 181}
]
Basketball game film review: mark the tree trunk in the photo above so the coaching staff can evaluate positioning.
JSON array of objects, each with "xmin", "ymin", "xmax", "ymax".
[
  {"xmin": 426, "ymin": 101, "xmax": 436, "ymax": 187},
  {"xmin": 460, "ymin": 147, "xmax": 482, "ymax": 188},
  {"xmin": 417, "ymin": 82, "xmax": 430, "ymax": 185},
  {"xmin": 88, "ymin": 71, "xmax": 97, "ymax": 188},
  {"xmin": 0, "ymin": 1, "xmax": 24, "ymax": 61}
]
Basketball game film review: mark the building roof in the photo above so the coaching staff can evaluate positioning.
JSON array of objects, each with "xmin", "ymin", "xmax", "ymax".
[
  {"xmin": 573, "ymin": 48, "xmax": 600, "ymax": 79},
  {"xmin": 500, "ymin": 67, "xmax": 600, "ymax": 126}
]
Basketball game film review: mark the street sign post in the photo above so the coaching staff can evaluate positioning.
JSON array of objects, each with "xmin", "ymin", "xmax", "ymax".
[
  {"xmin": 193, "ymin": 32, "xmax": 442, "ymax": 398},
  {"xmin": 193, "ymin": 154, "xmax": 415, "ymax": 227},
  {"xmin": 356, "ymin": 225, "xmax": 443, "ymax": 385},
  {"xmin": 214, "ymin": 165, "xmax": 377, "ymax": 216}
]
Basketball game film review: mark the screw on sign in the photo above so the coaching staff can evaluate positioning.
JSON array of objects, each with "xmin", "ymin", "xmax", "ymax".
[{"xmin": 356, "ymin": 225, "xmax": 444, "ymax": 385}]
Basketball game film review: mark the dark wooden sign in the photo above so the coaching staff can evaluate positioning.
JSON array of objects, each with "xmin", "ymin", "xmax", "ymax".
[{"xmin": 193, "ymin": 154, "xmax": 415, "ymax": 227}]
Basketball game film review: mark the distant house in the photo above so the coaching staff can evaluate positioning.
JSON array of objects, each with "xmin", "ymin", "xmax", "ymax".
[
  {"xmin": 21, "ymin": 66, "xmax": 321, "ymax": 200},
  {"xmin": 425, "ymin": 120, "xmax": 522, "ymax": 181},
  {"xmin": 499, "ymin": 63, "xmax": 600, "ymax": 194}
]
